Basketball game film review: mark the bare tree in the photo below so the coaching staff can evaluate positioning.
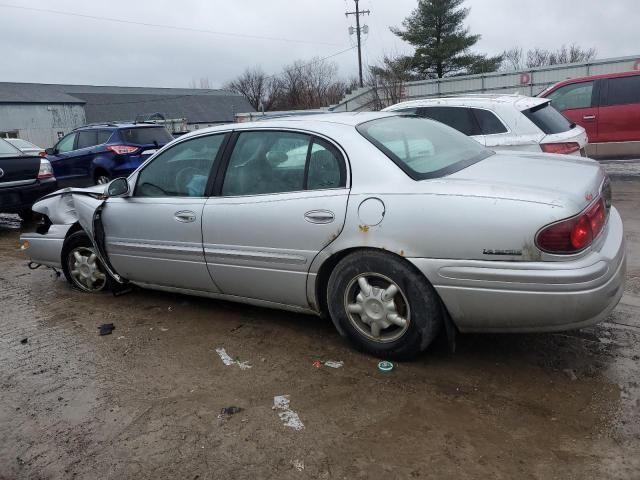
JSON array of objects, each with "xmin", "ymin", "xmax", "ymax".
[
  {"xmin": 224, "ymin": 67, "xmax": 279, "ymax": 111},
  {"xmin": 501, "ymin": 44, "xmax": 597, "ymax": 71},
  {"xmin": 365, "ymin": 54, "xmax": 415, "ymax": 110}
]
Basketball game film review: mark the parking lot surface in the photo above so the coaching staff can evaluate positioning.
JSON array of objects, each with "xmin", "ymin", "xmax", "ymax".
[{"xmin": 1, "ymin": 168, "xmax": 639, "ymax": 479}]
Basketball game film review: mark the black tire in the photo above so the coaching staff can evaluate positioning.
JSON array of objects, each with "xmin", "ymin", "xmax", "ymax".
[
  {"xmin": 94, "ymin": 170, "xmax": 111, "ymax": 185},
  {"xmin": 327, "ymin": 250, "xmax": 442, "ymax": 360},
  {"xmin": 61, "ymin": 231, "xmax": 111, "ymax": 293}
]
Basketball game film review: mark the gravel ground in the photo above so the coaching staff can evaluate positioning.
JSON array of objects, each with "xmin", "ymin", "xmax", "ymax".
[{"xmin": 1, "ymin": 171, "xmax": 639, "ymax": 479}]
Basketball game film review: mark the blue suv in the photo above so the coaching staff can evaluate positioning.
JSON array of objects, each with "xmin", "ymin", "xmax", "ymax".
[{"xmin": 45, "ymin": 123, "xmax": 174, "ymax": 187}]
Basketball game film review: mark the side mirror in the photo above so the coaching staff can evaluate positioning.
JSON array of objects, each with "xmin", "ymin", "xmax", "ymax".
[
  {"xmin": 107, "ymin": 177, "xmax": 130, "ymax": 198},
  {"xmin": 45, "ymin": 147, "xmax": 55, "ymax": 155}
]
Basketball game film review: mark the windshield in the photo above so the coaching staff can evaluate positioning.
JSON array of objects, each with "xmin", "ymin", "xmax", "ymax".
[
  {"xmin": 119, "ymin": 127, "xmax": 173, "ymax": 146},
  {"xmin": 357, "ymin": 115, "xmax": 491, "ymax": 179},
  {"xmin": 0, "ymin": 137, "xmax": 23, "ymax": 158}
]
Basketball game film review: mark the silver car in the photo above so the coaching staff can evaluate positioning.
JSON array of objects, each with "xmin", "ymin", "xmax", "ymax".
[{"xmin": 20, "ymin": 112, "xmax": 626, "ymax": 359}]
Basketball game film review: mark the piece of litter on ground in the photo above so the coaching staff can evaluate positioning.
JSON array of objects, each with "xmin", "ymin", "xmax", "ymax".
[
  {"xmin": 218, "ymin": 406, "xmax": 244, "ymax": 419},
  {"xmin": 98, "ymin": 323, "xmax": 115, "ymax": 336},
  {"xmin": 215, "ymin": 347, "xmax": 252, "ymax": 370},
  {"xmin": 160, "ymin": 327, "xmax": 169, "ymax": 332},
  {"xmin": 117, "ymin": 336, "xmax": 125, "ymax": 340},
  {"xmin": 273, "ymin": 395, "xmax": 305, "ymax": 431},
  {"xmin": 292, "ymin": 459, "xmax": 305, "ymax": 472},
  {"xmin": 323, "ymin": 360, "xmax": 344, "ymax": 369},
  {"xmin": 312, "ymin": 360, "xmax": 322, "ymax": 369},
  {"xmin": 20, "ymin": 338, "xmax": 28, "ymax": 345},
  {"xmin": 563, "ymin": 368, "xmax": 578, "ymax": 381},
  {"xmin": 168, "ymin": 306, "xmax": 173, "ymax": 312}
]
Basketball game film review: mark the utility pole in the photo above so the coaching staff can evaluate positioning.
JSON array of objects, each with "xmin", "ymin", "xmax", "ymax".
[{"xmin": 345, "ymin": 0, "xmax": 370, "ymax": 88}]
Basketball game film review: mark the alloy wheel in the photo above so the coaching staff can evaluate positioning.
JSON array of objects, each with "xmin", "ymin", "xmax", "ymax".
[{"xmin": 67, "ymin": 247, "xmax": 107, "ymax": 292}]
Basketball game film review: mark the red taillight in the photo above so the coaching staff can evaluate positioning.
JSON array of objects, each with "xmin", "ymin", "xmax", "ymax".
[
  {"xmin": 541, "ymin": 142, "xmax": 581, "ymax": 155},
  {"xmin": 107, "ymin": 145, "xmax": 140, "ymax": 155},
  {"xmin": 38, "ymin": 150, "xmax": 46, "ymax": 157},
  {"xmin": 37, "ymin": 159, "xmax": 55, "ymax": 180},
  {"xmin": 536, "ymin": 198, "xmax": 607, "ymax": 253}
]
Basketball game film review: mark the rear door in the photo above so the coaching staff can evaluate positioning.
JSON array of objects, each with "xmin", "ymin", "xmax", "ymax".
[
  {"xmin": 100, "ymin": 132, "xmax": 228, "ymax": 292},
  {"xmin": 598, "ymin": 75, "xmax": 640, "ymax": 144},
  {"xmin": 416, "ymin": 107, "xmax": 486, "ymax": 145},
  {"xmin": 545, "ymin": 80, "xmax": 599, "ymax": 141},
  {"xmin": 202, "ymin": 130, "xmax": 349, "ymax": 308}
]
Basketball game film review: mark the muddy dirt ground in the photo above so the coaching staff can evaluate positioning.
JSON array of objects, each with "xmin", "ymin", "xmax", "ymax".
[{"xmin": 1, "ymin": 173, "xmax": 639, "ymax": 479}]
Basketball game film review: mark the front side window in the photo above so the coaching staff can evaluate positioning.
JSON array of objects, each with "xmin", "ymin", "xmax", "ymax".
[
  {"xmin": 56, "ymin": 133, "xmax": 77, "ymax": 154},
  {"xmin": 605, "ymin": 76, "xmax": 640, "ymax": 106},
  {"xmin": 357, "ymin": 116, "xmax": 491, "ymax": 180},
  {"xmin": 135, "ymin": 134, "xmax": 225, "ymax": 197},
  {"xmin": 76, "ymin": 130, "xmax": 98, "ymax": 149},
  {"xmin": 547, "ymin": 81, "xmax": 594, "ymax": 111},
  {"xmin": 417, "ymin": 107, "xmax": 480, "ymax": 136}
]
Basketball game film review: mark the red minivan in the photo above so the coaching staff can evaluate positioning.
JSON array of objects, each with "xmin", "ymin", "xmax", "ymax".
[{"xmin": 539, "ymin": 71, "xmax": 640, "ymax": 158}]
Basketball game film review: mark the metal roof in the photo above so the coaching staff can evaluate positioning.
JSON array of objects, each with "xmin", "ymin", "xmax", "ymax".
[{"xmin": 0, "ymin": 82, "xmax": 255, "ymax": 123}]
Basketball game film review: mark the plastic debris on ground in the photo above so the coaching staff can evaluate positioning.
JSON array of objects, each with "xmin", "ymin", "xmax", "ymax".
[
  {"xmin": 217, "ymin": 406, "xmax": 244, "ymax": 419},
  {"xmin": 292, "ymin": 459, "xmax": 305, "ymax": 472},
  {"xmin": 20, "ymin": 338, "xmax": 28, "ymax": 345},
  {"xmin": 312, "ymin": 360, "xmax": 344, "ymax": 369},
  {"xmin": 98, "ymin": 323, "xmax": 115, "ymax": 336},
  {"xmin": 215, "ymin": 347, "xmax": 252, "ymax": 370},
  {"xmin": 273, "ymin": 395, "xmax": 305, "ymax": 431},
  {"xmin": 378, "ymin": 360, "xmax": 394, "ymax": 373}
]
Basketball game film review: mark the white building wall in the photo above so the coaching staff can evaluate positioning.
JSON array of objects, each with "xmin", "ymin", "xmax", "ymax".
[{"xmin": 0, "ymin": 104, "xmax": 86, "ymax": 148}]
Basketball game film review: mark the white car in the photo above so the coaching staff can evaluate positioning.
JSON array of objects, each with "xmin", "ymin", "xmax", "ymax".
[
  {"xmin": 5, "ymin": 138, "xmax": 44, "ymax": 157},
  {"xmin": 383, "ymin": 94, "xmax": 588, "ymax": 156}
]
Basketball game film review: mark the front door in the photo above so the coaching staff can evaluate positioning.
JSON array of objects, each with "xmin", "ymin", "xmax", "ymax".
[
  {"xmin": 546, "ymin": 80, "xmax": 599, "ymax": 142},
  {"xmin": 48, "ymin": 132, "xmax": 79, "ymax": 187},
  {"xmin": 202, "ymin": 130, "xmax": 349, "ymax": 308},
  {"xmin": 100, "ymin": 132, "xmax": 229, "ymax": 292}
]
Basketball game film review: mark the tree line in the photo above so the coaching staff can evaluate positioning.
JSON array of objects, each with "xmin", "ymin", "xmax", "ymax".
[{"xmin": 222, "ymin": 0, "xmax": 596, "ymax": 112}]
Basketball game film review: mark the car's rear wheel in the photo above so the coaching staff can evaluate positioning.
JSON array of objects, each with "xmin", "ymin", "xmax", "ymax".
[
  {"xmin": 62, "ymin": 231, "xmax": 110, "ymax": 293},
  {"xmin": 327, "ymin": 250, "xmax": 442, "ymax": 360}
]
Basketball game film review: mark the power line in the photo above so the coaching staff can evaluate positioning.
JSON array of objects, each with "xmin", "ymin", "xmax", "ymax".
[
  {"xmin": 0, "ymin": 2, "xmax": 343, "ymax": 47},
  {"xmin": 345, "ymin": 0, "xmax": 371, "ymax": 87}
]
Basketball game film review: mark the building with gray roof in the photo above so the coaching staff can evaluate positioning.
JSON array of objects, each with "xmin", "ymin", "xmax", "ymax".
[{"xmin": 0, "ymin": 82, "xmax": 254, "ymax": 148}]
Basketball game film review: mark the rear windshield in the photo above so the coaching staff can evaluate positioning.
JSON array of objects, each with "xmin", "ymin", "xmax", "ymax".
[
  {"xmin": 523, "ymin": 103, "xmax": 573, "ymax": 134},
  {"xmin": 119, "ymin": 127, "xmax": 173, "ymax": 146},
  {"xmin": 0, "ymin": 138, "xmax": 22, "ymax": 157},
  {"xmin": 357, "ymin": 116, "xmax": 491, "ymax": 180}
]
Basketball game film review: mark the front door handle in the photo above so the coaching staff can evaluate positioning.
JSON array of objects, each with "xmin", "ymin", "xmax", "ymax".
[
  {"xmin": 174, "ymin": 210, "xmax": 196, "ymax": 223},
  {"xmin": 304, "ymin": 210, "xmax": 335, "ymax": 224},
  {"xmin": 583, "ymin": 115, "xmax": 596, "ymax": 121}
]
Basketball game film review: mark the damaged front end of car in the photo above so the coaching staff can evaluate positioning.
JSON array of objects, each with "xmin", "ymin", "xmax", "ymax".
[{"xmin": 20, "ymin": 186, "xmax": 125, "ymax": 284}]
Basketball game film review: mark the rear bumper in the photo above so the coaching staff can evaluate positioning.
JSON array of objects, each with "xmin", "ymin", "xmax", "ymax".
[
  {"xmin": 0, "ymin": 178, "xmax": 58, "ymax": 214},
  {"xmin": 409, "ymin": 207, "xmax": 626, "ymax": 332}
]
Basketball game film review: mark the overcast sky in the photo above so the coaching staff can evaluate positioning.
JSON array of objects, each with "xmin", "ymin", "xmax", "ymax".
[{"xmin": 1, "ymin": 0, "xmax": 638, "ymax": 88}]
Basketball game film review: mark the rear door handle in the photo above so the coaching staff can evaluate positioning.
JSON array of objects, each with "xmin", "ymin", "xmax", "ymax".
[
  {"xmin": 304, "ymin": 210, "xmax": 335, "ymax": 224},
  {"xmin": 583, "ymin": 115, "xmax": 596, "ymax": 121},
  {"xmin": 174, "ymin": 210, "xmax": 196, "ymax": 223}
]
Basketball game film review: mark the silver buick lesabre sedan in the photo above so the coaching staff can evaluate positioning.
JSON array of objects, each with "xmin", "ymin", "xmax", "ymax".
[{"xmin": 21, "ymin": 112, "xmax": 626, "ymax": 359}]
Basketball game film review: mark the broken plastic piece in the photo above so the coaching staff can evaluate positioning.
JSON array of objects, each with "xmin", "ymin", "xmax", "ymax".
[
  {"xmin": 218, "ymin": 406, "xmax": 244, "ymax": 418},
  {"xmin": 98, "ymin": 323, "xmax": 115, "ymax": 336}
]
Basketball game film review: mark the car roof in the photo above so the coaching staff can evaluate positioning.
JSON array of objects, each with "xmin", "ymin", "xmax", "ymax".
[
  {"xmin": 383, "ymin": 94, "xmax": 548, "ymax": 112},
  {"xmin": 539, "ymin": 70, "xmax": 640, "ymax": 96},
  {"xmin": 74, "ymin": 122, "xmax": 165, "ymax": 131},
  {"xmin": 179, "ymin": 112, "xmax": 400, "ymax": 138}
]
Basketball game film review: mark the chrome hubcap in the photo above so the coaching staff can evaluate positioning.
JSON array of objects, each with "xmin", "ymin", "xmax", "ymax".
[
  {"xmin": 344, "ymin": 273, "xmax": 410, "ymax": 343},
  {"xmin": 68, "ymin": 247, "xmax": 106, "ymax": 292},
  {"xmin": 96, "ymin": 176, "xmax": 110, "ymax": 185}
]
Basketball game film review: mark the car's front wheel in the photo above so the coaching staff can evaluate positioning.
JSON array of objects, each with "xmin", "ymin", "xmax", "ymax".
[
  {"xmin": 327, "ymin": 250, "xmax": 442, "ymax": 360},
  {"xmin": 61, "ymin": 231, "xmax": 110, "ymax": 293}
]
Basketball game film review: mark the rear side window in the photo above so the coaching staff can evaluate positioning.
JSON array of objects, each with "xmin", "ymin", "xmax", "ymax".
[
  {"xmin": 605, "ymin": 76, "xmax": 640, "ymax": 106},
  {"xmin": 76, "ymin": 130, "xmax": 98, "ymax": 149},
  {"xmin": 120, "ymin": 127, "xmax": 173, "ymax": 146},
  {"xmin": 523, "ymin": 103, "xmax": 572, "ymax": 134},
  {"xmin": 97, "ymin": 130, "xmax": 113, "ymax": 144},
  {"xmin": 547, "ymin": 81, "xmax": 594, "ymax": 111},
  {"xmin": 472, "ymin": 109, "xmax": 508, "ymax": 134},
  {"xmin": 417, "ymin": 107, "xmax": 480, "ymax": 136}
]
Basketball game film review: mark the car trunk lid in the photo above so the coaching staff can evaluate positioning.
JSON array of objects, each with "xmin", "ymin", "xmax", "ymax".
[
  {"xmin": 446, "ymin": 151, "xmax": 606, "ymax": 212},
  {"xmin": 0, "ymin": 155, "xmax": 41, "ymax": 187}
]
